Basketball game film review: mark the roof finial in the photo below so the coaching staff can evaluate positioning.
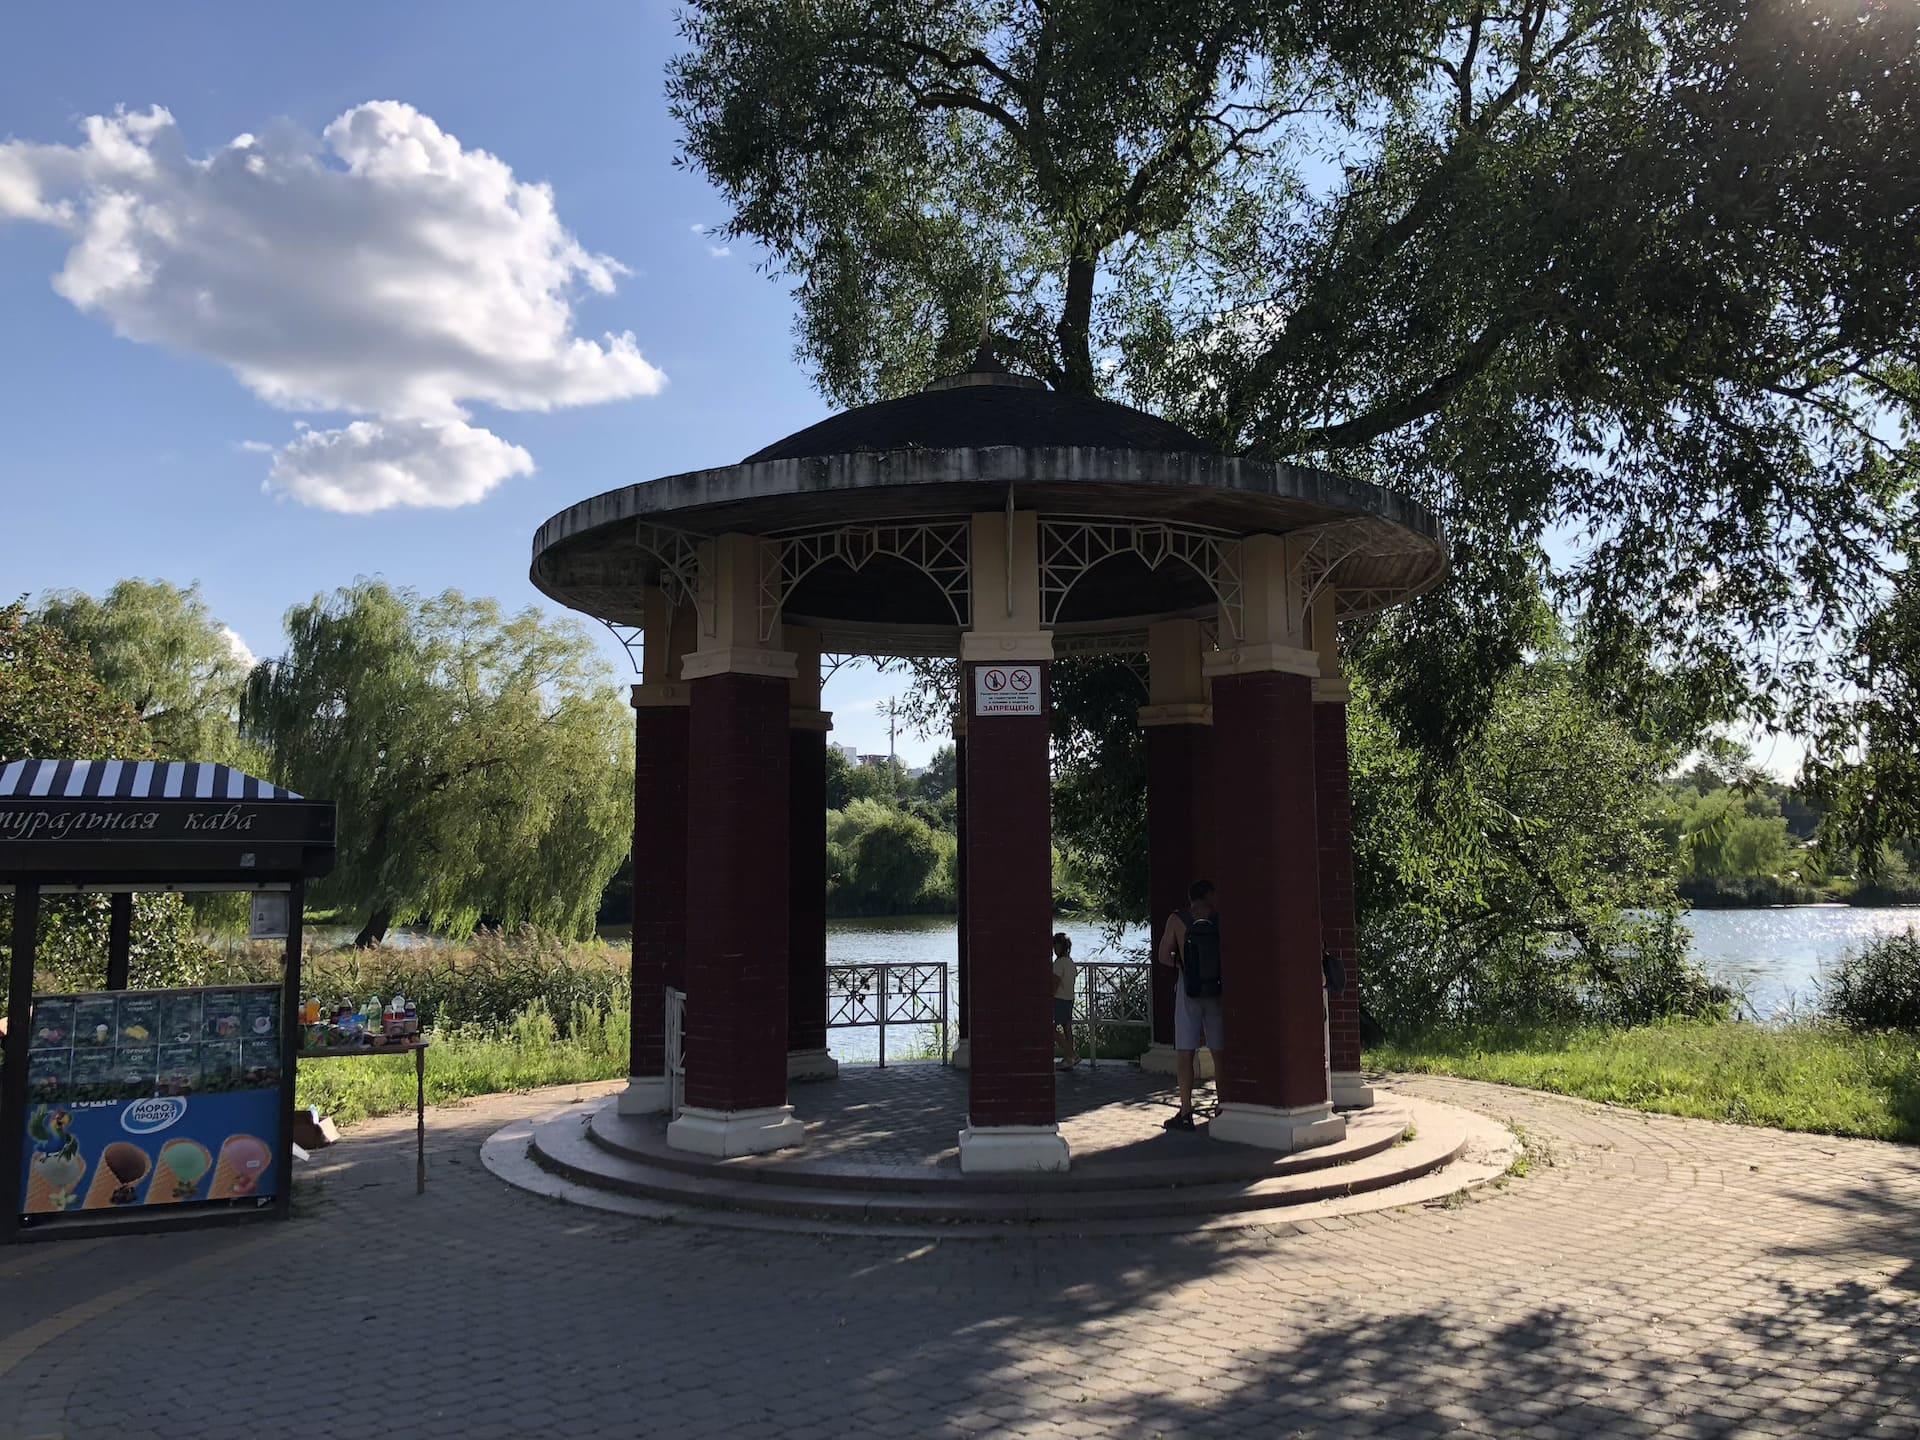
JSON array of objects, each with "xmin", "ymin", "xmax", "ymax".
[{"xmin": 970, "ymin": 310, "xmax": 997, "ymax": 373}]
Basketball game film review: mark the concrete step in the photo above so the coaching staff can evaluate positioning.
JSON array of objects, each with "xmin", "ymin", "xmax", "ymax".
[
  {"xmin": 528, "ymin": 1104, "xmax": 1469, "ymax": 1229},
  {"xmin": 584, "ymin": 1102, "xmax": 1417, "ymax": 1195}
]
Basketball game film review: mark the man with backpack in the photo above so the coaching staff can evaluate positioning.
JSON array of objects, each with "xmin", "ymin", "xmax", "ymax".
[{"xmin": 1156, "ymin": 879, "xmax": 1224, "ymax": 1131}]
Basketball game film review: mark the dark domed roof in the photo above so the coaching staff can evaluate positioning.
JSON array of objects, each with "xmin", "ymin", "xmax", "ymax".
[{"xmin": 743, "ymin": 366, "xmax": 1212, "ymax": 463}]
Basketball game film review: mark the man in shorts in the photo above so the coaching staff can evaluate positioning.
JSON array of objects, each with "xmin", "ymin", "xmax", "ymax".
[{"xmin": 1157, "ymin": 880, "xmax": 1224, "ymax": 1131}]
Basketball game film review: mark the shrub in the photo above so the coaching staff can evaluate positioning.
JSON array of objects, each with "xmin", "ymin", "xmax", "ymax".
[
  {"xmin": 2, "ymin": 893, "xmax": 216, "ymax": 997},
  {"xmin": 826, "ymin": 799, "xmax": 948, "ymax": 915},
  {"xmin": 1823, "ymin": 928, "xmax": 1920, "ymax": 1030}
]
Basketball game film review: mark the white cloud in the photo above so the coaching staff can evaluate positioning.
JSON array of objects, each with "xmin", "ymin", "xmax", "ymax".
[
  {"xmin": 0, "ymin": 101, "xmax": 664, "ymax": 511},
  {"xmin": 261, "ymin": 418, "xmax": 534, "ymax": 514},
  {"xmin": 219, "ymin": 625, "xmax": 256, "ymax": 671}
]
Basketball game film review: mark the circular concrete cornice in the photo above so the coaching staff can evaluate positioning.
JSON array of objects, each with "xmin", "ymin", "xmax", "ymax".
[{"xmin": 531, "ymin": 444, "xmax": 1447, "ymax": 633}]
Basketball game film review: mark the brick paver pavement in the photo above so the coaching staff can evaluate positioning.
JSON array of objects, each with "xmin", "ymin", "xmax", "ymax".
[{"xmin": 2, "ymin": 1073, "xmax": 1916, "ymax": 1440}]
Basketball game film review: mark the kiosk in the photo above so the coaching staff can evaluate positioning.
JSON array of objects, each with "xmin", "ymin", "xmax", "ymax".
[{"xmin": 1, "ymin": 758, "xmax": 335, "ymax": 1243}]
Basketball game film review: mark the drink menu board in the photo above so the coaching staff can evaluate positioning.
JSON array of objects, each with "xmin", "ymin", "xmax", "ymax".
[
  {"xmin": 26, "ymin": 985, "xmax": 282, "ymax": 1102},
  {"xmin": 19, "ymin": 985, "xmax": 285, "ymax": 1221}
]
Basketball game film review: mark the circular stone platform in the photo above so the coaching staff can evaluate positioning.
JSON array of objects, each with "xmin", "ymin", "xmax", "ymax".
[{"xmin": 485, "ymin": 1064, "xmax": 1518, "ymax": 1236}]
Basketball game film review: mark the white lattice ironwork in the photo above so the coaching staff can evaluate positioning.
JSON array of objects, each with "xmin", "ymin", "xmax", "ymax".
[
  {"xmin": 1290, "ymin": 516, "xmax": 1430, "ymax": 617},
  {"xmin": 599, "ymin": 620, "xmax": 645, "ymax": 674},
  {"xmin": 827, "ymin": 961, "xmax": 949, "ymax": 1067},
  {"xmin": 759, "ymin": 520, "xmax": 971, "ymax": 641},
  {"xmin": 1038, "ymin": 518, "xmax": 1244, "ymax": 641},
  {"xmin": 633, "ymin": 523, "xmax": 705, "ymax": 627}
]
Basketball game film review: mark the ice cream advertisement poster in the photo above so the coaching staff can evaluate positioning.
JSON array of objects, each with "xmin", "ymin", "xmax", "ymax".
[
  {"xmin": 20, "ymin": 1088, "xmax": 282, "ymax": 1218},
  {"xmin": 19, "ymin": 983, "xmax": 286, "ymax": 1222}
]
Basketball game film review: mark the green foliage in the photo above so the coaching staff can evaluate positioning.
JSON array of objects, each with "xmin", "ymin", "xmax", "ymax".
[
  {"xmin": 916, "ymin": 744, "xmax": 958, "ymax": 802},
  {"xmin": 1049, "ymin": 656, "xmax": 1150, "ymax": 922},
  {"xmin": 2, "ymin": 894, "xmax": 215, "ymax": 1000},
  {"xmin": 36, "ymin": 580, "xmax": 255, "ymax": 765},
  {"xmin": 296, "ymin": 997, "xmax": 629, "ymax": 1127},
  {"xmin": 826, "ymin": 799, "xmax": 952, "ymax": 915},
  {"xmin": 1372, "ymin": 1019, "xmax": 1920, "ymax": 1142},
  {"xmin": 242, "ymin": 582, "xmax": 633, "ymax": 945},
  {"xmin": 1351, "ymin": 649, "xmax": 1722, "ymax": 1031},
  {"xmin": 675, "ymin": 0, "xmax": 1920, "ymax": 826},
  {"xmin": 0, "ymin": 600, "xmax": 150, "ymax": 763},
  {"xmin": 1666, "ymin": 788, "xmax": 1794, "ymax": 884},
  {"xmin": 1823, "ymin": 928, "xmax": 1920, "ymax": 1032},
  {"xmin": 0, "ymin": 601, "xmax": 213, "ymax": 990},
  {"xmin": 295, "ymin": 926, "xmax": 632, "ymax": 1035}
]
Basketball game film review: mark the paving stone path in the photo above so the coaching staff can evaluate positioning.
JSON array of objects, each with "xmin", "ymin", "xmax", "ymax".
[{"xmin": 3, "ymin": 1073, "xmax": 1916, "ymax": 1440}]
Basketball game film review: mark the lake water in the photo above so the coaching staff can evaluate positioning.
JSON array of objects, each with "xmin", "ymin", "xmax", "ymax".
[{"xmin": 818, "ymin": 906, "xmax": 1920, "ymax": 1062}]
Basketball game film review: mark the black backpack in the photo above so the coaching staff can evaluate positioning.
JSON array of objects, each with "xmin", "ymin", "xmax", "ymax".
[{"xmin": 1179, "ymin": 910, "xmax": 1223, "ymax": 999}]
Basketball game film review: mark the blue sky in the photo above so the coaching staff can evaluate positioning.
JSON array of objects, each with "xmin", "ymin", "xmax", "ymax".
[{"xmin": 0, "ymin": 3, "xmax": 934, "ymax": 761}]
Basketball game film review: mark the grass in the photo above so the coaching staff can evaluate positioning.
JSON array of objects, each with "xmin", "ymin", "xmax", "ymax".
[
  {"xmin": 294, "ymin": 998, "xmax": 627, "ymax": 1126},
  {"xmin": 1371, "ymin": 1019, "xmax": 1920, "ymax": 1143}
]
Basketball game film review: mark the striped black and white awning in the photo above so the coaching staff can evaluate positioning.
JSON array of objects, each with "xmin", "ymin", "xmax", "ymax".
[{"xmin": 0, "ymin": 760, "xmax": 301, "ymax": 802}]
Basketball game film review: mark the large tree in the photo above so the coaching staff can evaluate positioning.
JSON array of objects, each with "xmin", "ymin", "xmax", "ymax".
[
  {"xmin": 37, "ymin": 580, "xmax": 253, "ymax": 764},
  {"xmin": 673, "ymin": 0, "xmax": 1920, "ymax": 839},
  {"xmin": 0, "ymin": 601, "xmax": 149, "ymax": 764},
  {"xmin": 0, "ymin": 603, "xmax": 207, "ymax": 993},
  {"xmin": 242, "ymin": 582, "xmax": 634, "ymax": 946}
]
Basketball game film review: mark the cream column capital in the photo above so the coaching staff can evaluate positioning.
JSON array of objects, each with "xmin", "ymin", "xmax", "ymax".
[
  {"xmin": 1312, "ymin": 677, "xmax": 1352, "ymax": 704},
  {"xmin": 1202, "ymin": 642, "xmax": 1321, "ymax": 680},
  {"xmin": 1138, "ymin": 703, "xmax": 1213, "ymax": 728},
  {"xmin": 682, "ymin": 532, "xmax": 799, "ymax": 682},
  {"xmin": 632, "ymin": 681, "xmax": 691, "ymax": 709},
  {"xmin": 789, "ymin": 708, "xmax": 833, "ymax": 733},
  {"xmin": 682, "ymin": 646, "xmax": 800, "ymax": 682},
  {"xmin": 964, "ymin": 509, "xmax": 1050, "ymax": 664},
  {"xmin": 959, "ymin": 630, "xmax": 1055, "ymax": 664}
]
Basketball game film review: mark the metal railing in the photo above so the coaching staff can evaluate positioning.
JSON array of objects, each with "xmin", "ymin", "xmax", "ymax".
[
  {"xmin": 827, "ymin": 962, "xmax": 949, "ymax": 1066},
  {"xmin": 665, "ymin": 986, "xmax": 686, "ymax": 1118},
  {"xmin": 1071, "ymin": 962, "xmax": 1152, "ymax": 1067}
]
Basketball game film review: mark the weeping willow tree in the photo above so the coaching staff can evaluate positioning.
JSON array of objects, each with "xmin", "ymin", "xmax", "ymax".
[
  {"xmin": 36, "ymin": 580, "xmax": 255, "ymax": 766},
  {"xmin": 242, "ymin": 582, "xmax": 633, "ymax": 946}
]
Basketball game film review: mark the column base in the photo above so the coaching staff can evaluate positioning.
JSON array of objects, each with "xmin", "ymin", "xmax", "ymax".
[
  {"xmin": 1331, "ymin": 1072, "xmax": 1375, "ymax": 1109},
  {"xmin": 1210, "ymin": 1101, "xmax": 1346, "ymax": 1154},
  {"xmin": 957, "ymin": 1123, "xmax": 1070, "ymax": 1174},
  {"xmin": 1140, "ymin": 1043, "xmax": 1215, "ymax": 1079},
  {"xmin": 950, "ymin": 1038, "xmax": 970, "ymax": 1070},
  {"xmin": 616, "ymin": 1074, "xmax": 669, "ymax": 1116},
  {"xmin": 666, "ymin": 1104, "xmax": 806, "ymax": 1157},
  {"xmin": 786, "ymin": 1047, "xmax": 840, "ymax": 1082}
]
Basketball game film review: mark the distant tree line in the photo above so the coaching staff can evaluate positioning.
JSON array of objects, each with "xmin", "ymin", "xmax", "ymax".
[{"xmin": 2, "ymin": 581, "xmax": 632, "ymax": 950}]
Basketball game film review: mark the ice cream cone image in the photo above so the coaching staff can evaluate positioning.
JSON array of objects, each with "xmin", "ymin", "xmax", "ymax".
[
  {"xmin": 208, "ymin": 1135, "xmax": 272, "ymax": 1199},
  {"xmin": 147, "ymin": 1139, "xmax": 212, "ymax": 1204},
  {"xmin": 83, "ymin": 1142, "xmax": 151, "ymax": 1209},
  {"xmin": 24, "ymin": 1150, "xmax": 87, "ymax": 1213}
]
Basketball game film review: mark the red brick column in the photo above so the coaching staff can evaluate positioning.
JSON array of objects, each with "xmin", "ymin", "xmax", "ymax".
[
  {"xmin": 669, "ymin": 670, "xmax": 804, "ymax": 1155},
  {"xmin": 1315, "ymin": 697, "xmax": 1371, "ymax": 1107},
  {"xmin": 787, "ymin": 719, "xmax": 835, "ymax": 1078},
  {"xmin": 959, "ymin": 661, "xmax": 1065, "ymax": 1168},
  {"xmin": 623, "ymin": 699, "xmax": 688, "ymax": 1114},
  {"xmin": 1207, "ymin": 668, "xmax": 1344, "ymax": 1152},
  {"xmin": 1144, "ymin": 721, "xmax": 1214, "ymax": 1055},
  {"xmin": 953, "ymin": 729, "xmax": 970, "ymax": 1061}
]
